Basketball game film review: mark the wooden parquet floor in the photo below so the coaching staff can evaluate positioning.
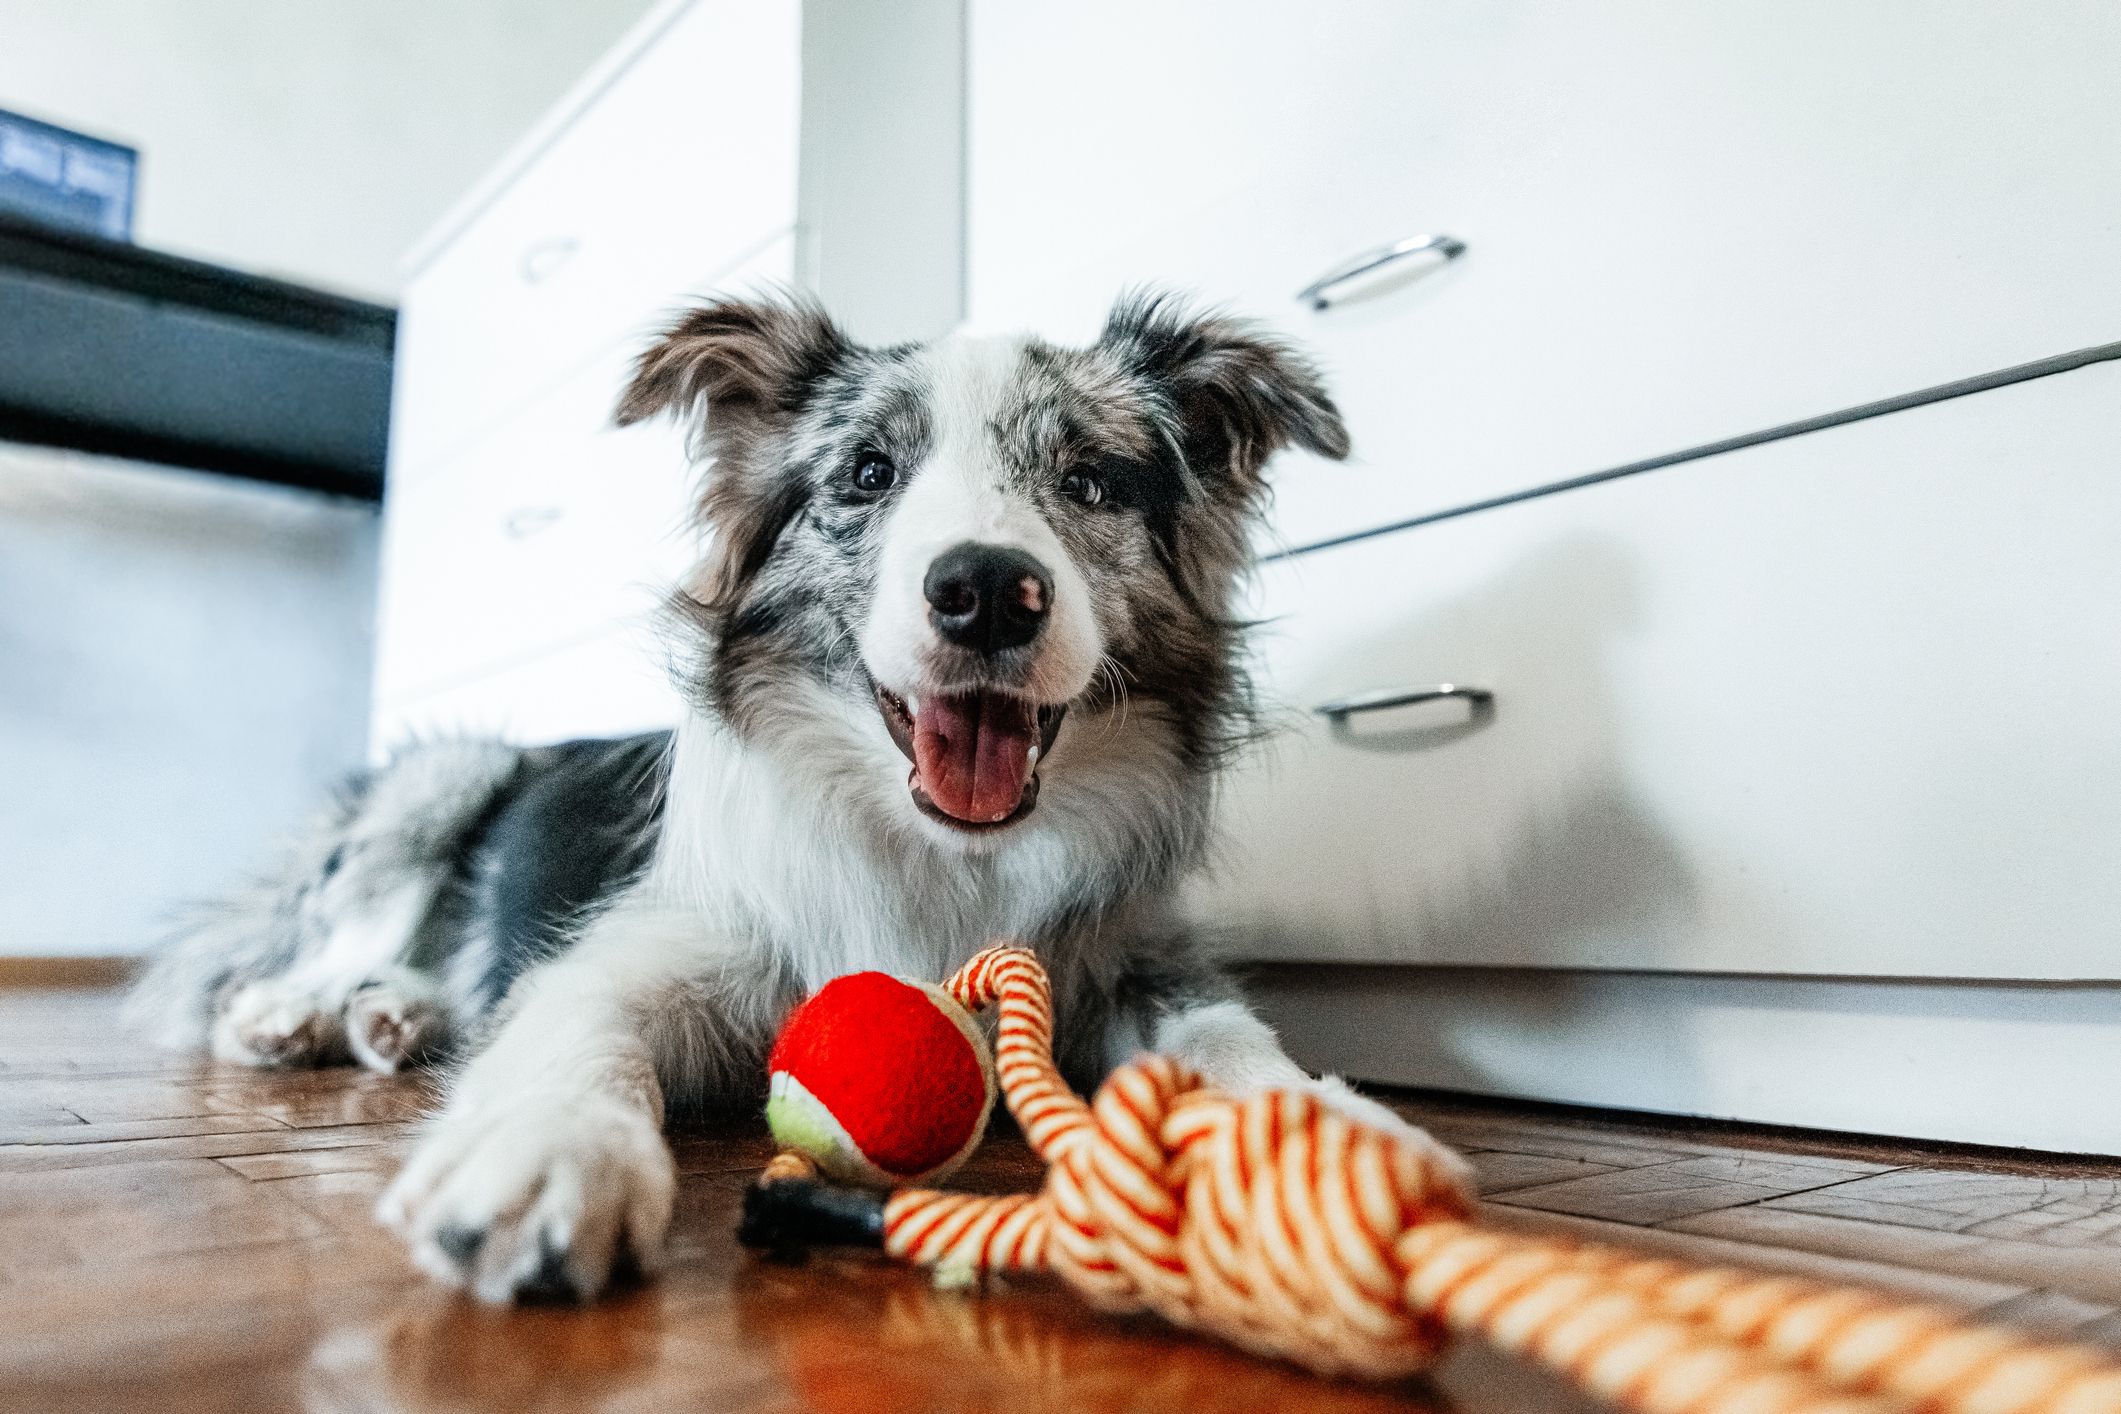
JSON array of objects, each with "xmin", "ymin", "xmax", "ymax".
[{"xmin": 3, "ymin": 982, "xmax": 2116, "ymax": 1413}]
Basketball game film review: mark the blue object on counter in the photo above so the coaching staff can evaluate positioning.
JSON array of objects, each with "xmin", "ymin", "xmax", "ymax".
[{"xmin": 0, "ymin": 108, "xmax": 136, "ymax": 242}]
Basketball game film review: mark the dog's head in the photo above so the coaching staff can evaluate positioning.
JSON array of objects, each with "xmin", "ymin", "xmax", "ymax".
[{"xmin": 618, "ymin": 290, "xmax": 1346, "ymax": 848}]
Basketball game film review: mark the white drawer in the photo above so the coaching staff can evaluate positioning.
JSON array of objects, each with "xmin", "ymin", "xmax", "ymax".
[
  {"xmin": 970, "ymin": 0, "xmax": 2121, "ymax": 552},
  {"xmin": 372, "ymin": 345, "xmax": 694, "ymax": 707},
  {"xmin": 389, "ymin": 0, "xmax": 799, "ymax": 481},
  {"xmin": 372, "ymin": 621, "xmax": 682, "ymax": 752},
  {"xmin": 375, "ymin": 233, "xmax": 792, "ymax": 706},
  {"xmin": 1191, "ymin": 362, "xmax": 2121, "ymax": 980}
]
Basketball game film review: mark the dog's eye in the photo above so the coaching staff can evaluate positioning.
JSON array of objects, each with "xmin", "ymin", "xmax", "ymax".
[
  {"xmin": 1059, "ymin": 469, "xmax": 1104, "ymax": 507},
  {"xmin": 852, "ymin": 455, "xmax": 897, "ymax": 495}
]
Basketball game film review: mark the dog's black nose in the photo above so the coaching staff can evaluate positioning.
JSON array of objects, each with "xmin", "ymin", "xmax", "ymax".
[{"xmin": 924, "ymin": 542, "xmax": 1052, "ymax": 654}]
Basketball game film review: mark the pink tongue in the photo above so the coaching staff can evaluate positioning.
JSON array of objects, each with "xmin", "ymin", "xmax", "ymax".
[{"xmin": 912, "ymin": 693, "xmax": 1037, "ymax": 824}]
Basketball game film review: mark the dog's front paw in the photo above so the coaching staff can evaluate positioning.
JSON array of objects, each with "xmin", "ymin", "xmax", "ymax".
[
  {"xmin": 212, "ymin": 980, "xmax": 347, "ymax": 1067},
  {"xmin": 375, "ymin": 1095, "xmax": 675, "ymax": 1303}
]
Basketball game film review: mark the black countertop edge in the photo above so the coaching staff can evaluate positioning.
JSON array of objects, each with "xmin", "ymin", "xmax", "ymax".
[
  {"xmin": 0, "ymin": 215, "xmax": 395, "ymax": 499},
  {"xmin": 0, "ymin": 211, "xmax": 395, "ymax": 347}
]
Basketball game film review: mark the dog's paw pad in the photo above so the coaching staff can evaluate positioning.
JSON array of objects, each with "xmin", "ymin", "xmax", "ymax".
[{"xmin": 346, "ymin": 985, "xmax": 450, "ymax": 1074}]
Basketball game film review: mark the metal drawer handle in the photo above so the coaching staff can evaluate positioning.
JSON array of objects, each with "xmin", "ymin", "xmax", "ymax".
[
  {"xmin": 519, "ymin": 236, "xmax": 580, "ymax": 285},
  {"xmin": 1297, "ymin": 233, "xmax": 1466, "ymax": 311},
  {"xmin": 501, "ymin": 505, "xmax": 563, "ymax": 539},
  {"xmin": 1315, "ymin": 684, "xmax": 1492, "ymax": 720}
]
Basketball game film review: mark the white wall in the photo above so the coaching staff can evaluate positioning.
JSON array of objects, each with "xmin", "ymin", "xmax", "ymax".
[
  {"xmin": 0, "ymin": 0, "xmax": 656, "ymax": 299},
  {"xmin": 0, "ymin": 4, "xmax": 665, "ymax": 954},
  {"xmin": 0, "ymin": 445, "xmax": 379, "ymax": 956},
  {"xmin": 799, "ymin": 0, "xmax": 965, "ymax": 345}
]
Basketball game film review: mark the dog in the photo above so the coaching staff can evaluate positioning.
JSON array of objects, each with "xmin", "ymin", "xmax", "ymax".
[{"xmin": 130, "ymin": 290, "xmax": 1471, "ymax": 1302}]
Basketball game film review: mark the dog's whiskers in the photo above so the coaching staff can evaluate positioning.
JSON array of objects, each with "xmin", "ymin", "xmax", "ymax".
[{"xmin": 1093, "ymin": 654, "xmax": 1135, "ymax": 738}]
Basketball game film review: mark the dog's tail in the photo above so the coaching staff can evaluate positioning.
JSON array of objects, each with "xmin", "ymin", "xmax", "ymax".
[
  {"xmin": 125, "ymin": 871, "xmax": 315, "ymax": 1049},
  {"xmin": 124, "ymin": 738, "xmax": 529, "ymax": 1049},
  {"xmin": 123, "ymin": 785, "xmax": 361, "ymax": 1050}
]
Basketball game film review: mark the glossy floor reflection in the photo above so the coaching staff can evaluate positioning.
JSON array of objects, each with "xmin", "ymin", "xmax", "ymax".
[{"xmin": 3, "ymin": 983, "xmax": 2112, "ymax": 1412}]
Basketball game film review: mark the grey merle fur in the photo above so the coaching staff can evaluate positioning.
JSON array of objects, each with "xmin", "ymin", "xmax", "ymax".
[{"xmin": 130, "ymin": 288, "xmax": 1348, "ymax": 1112}]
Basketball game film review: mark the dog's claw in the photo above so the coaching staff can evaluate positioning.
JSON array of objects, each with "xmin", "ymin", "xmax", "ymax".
[{"xmin": 434, "ymin": 1222, "xmax": 486, "ymax": 1267}]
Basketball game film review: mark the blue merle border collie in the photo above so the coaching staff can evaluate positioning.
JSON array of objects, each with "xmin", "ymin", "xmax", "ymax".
[{"xmin": 131, "ymin": 290, "xmax": 1468, "ymax": 1302}]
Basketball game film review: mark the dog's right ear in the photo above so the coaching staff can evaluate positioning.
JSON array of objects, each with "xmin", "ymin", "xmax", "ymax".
[{"xmin": 615, "ymin": 296, "xmax": 851, "ymax": 435}]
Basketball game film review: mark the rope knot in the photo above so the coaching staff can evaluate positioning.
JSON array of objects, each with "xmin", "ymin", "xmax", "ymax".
[
  {"xmin": 868, "ymin": 946, "xmax": 2121, "ymax": 1409},
  {"xmin": 1057, "ymin": 1056, "xmax": 1467, "ymax": 1376},
  {"xmin": 888, "ymin": 946, "xmax": 1465, "ymax": 1377}
]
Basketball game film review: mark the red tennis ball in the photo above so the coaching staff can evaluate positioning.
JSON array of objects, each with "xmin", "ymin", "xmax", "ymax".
[{"xmin": 766, "ymin": 971, "xmax": 996, "ymax": 1187}]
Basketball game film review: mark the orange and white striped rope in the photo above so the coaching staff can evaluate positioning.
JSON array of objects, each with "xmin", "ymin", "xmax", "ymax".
[{"xmin": 872, "ymin": 946, "xmax": 2121, "ymax": 1413}]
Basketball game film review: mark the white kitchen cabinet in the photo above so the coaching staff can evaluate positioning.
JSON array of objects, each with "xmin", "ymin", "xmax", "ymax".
[
  {"xmin": 388, "ymin": 0, "xmax": 800, "ymax": 486},
  {"xmin": 371, "ymin": 345, "xmax": 696, "ymax": 710},
  {"xmin": 371, "ymin": 620, "xmax": 685, "ymax": 748},
  {"xmin": 1193, "ymin": 361, "xmax": 2121, "ymax": 981},
  {"xmin": 373, "ymin": 0, "xmax": 800, "ymax": 755},
  {"xmin": 969, "ymin": 0, "xmax": 2121, "ymax": 553},
  {"xmin": 373, "ymin": 234, "xmax": 793, "ymax": 711},
  {"xmin": 372, "ymin": 0, "xmax": 964, "ymax": 756}
]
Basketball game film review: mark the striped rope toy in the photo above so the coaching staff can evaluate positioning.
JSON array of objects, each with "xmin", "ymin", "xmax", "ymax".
[{"xmin": 740, "ymin": 946, "xmax": 2121, "ymax": 1413}]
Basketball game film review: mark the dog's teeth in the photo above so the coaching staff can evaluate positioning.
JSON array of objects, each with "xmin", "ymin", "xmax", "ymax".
[
  {"xmin": 904, "ymin": 695, "xmax": 920, "ymax": 716},
  {"xmin": 1027, "ymin": 743, "xmax": 1040, "ymax": 765}
]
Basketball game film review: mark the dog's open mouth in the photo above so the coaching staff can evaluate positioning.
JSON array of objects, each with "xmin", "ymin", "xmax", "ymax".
[{"xmin": 874, "ymin": 685, "xmax": 1066, "ymax": 830}]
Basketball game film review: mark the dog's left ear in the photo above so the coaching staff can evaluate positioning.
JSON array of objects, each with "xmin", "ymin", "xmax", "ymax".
[{"xmin": 1099, "ymin": 291, "xmax": 1350, "ymax": 485}]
